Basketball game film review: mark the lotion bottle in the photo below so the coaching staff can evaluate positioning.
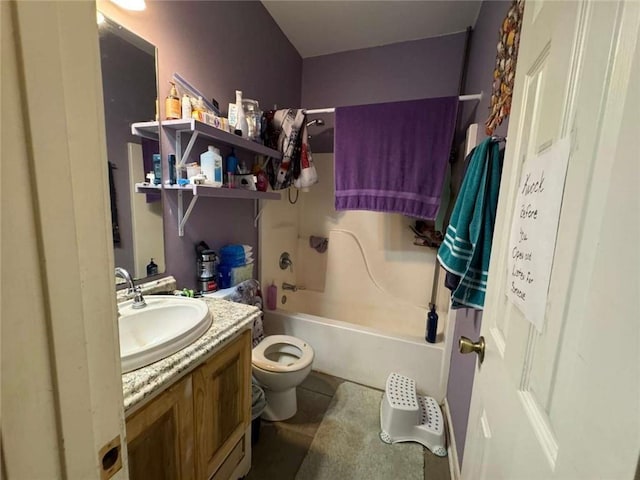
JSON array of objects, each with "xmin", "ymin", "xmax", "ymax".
[{"xmin": 181, "ymin": 94, "xmax": 192, "ymax": 120}]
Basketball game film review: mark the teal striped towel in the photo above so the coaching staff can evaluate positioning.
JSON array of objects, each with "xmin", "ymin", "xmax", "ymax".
[{"xmin": 437, "ymin": 138, "xmax": 503, "ymax": 309}]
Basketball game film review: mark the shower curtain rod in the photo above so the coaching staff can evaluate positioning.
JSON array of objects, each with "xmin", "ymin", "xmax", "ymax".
[{"xmin": 304, "ymin": 93, "xmax": 483, "ymax": 115}]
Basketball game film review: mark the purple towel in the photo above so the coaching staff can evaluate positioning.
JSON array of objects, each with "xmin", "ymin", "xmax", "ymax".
[{"xmin": 334, "ymin": 96, "xmax": 458, "ymax": 220}]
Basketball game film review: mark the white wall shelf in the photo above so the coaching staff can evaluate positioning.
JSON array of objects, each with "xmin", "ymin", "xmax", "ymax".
[
  {"xmin": 162, "ymin": 119, "xmax": 282, "ymax": 165},
  {"xmin": 164, "ymin": 185, "xmax": 280, "ymax": 236},
  {"xmin": 134, "ymin": 182, "xmax": 162, "ymax": 193},
  {"xmin": 131, "ymin": 118, "xmax": 283, "ymax": 237},
  {"xmin": 164, "ymin": 184, "xmax": 279, "ymax": 200},
  {"xmin": 131, "ymin": 121, "xmax": 159, "ymax": 141}
]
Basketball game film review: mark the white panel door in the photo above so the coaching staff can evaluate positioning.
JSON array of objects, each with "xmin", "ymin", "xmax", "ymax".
[{"xmin": 462, "ymin": 1, "xmax": 640, "ymax": 479}]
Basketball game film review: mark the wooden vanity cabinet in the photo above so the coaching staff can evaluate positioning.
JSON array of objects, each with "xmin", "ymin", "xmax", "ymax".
[
  {"xmin": 125, "ymin": 330, "xmax": 252, "ymax": 480},
  {"xmin": 193, "ymin": 329, "xmax": 252, "ymax": 480},
  {"xmin": 125, "ymin": 375, "xmax": 195, "ymax": 480}
]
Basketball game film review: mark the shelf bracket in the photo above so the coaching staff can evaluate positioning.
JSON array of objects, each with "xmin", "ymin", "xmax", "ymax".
[
  {"xmin": 178, "ymin": 189, "xmax": 199, "ymax": 237},
  {"xmin": 253, "ymin": 199, "xmax": 265, "ymax": 227},
  {"xmin": 177, "ymin": 130, "xmax": 200, "ymax": 167}
]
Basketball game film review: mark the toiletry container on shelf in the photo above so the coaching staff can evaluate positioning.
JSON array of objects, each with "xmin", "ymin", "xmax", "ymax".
[
  {"xmin": 165, "ymin": 81, "xmax": 180, "ymax": 120},
  {"xmin": 181, "ymin": 94, "xmax": 192, "ymax": 120},
  {"xmin": 226, "ymin": 148, "xmax": 238, "ymax": 188},
  {"xmin": 200, "ymin": 146, "xmax": 223, "ymax": 187},
  {"xmin": 242, "ymin": 98, "xmax": 263, "ymax": 142},
  {"xmin": 152, "ymin": 154, "xmax": 162, "ymax": 185},
  {"xmin": 234, "ymin": 90, "xmax": 248, "ymax": 138}
]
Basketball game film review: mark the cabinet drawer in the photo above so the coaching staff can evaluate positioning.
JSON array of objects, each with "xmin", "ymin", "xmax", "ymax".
[{"xmin": 211, "ymin": 436, "xmax": 244, "ymax": 480}]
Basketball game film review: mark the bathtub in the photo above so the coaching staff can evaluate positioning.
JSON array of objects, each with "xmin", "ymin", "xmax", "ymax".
[{"xmin": 262, "ymin": 309, "xmax": 449, "ymax": 400}]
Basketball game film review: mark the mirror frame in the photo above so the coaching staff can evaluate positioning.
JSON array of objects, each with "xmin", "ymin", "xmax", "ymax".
[{"xmin": 98, "ymin": 14, "xmax": 166, "ymax": 281}]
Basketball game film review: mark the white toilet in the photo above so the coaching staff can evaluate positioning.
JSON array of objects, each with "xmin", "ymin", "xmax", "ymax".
[{"xmin": 252, "ymin": 335, "xmax": 314, "ymax": 421}]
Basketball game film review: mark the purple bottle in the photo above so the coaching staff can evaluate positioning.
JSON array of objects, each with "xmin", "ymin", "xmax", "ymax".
[{"xmin": 266, "ymin": 282, "xmax": 277, "ymax": 310}]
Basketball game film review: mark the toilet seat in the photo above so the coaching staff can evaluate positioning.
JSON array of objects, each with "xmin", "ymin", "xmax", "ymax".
[{"xmin": 252, "ymin": 335, "xmax": 314, "ymax": 373}]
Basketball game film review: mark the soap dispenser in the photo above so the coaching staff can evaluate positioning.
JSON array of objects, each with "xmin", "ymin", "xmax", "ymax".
[
  {"xmin": 165, "ymin": 82, "xmax": 180, "ymax": 120},
  {"xmin": 146, "ymin": 258, "xmax": 158, "ymax": 276}
]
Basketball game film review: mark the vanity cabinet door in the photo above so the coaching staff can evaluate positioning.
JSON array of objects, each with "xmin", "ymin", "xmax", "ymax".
[
  {"xmin": 193, "ymin": 330, "xmax": 251, "ymax": 480},
  {"xmin": 125, "ymin": 375, "xmax": 195, "ymax": 480}
]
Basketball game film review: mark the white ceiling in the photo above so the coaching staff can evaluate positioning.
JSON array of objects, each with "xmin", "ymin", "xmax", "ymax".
[{"xmin": 262, "ymin": 1, "xmax": 483, "ymax": 58}]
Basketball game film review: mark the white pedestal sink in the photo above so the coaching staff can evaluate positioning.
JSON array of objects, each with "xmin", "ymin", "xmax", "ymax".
[{"xmin": 119, "ymin": 295, "xmax": 212, "ymax": 373}]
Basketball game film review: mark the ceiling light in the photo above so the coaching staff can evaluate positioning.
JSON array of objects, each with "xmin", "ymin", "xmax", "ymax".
[{"xmin": 110, "ymin": 0, "xmax": 146, "ymax": 12}]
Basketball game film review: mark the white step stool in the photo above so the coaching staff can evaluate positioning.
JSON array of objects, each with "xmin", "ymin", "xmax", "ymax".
[{"xmin": 379, "ymin": 372, "xmax": 447, "ymax": 457}]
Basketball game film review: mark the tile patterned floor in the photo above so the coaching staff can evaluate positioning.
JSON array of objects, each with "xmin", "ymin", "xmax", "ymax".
[{"xmin": 246, "ymin": 371, "xmax": 451, "ymax": 480}]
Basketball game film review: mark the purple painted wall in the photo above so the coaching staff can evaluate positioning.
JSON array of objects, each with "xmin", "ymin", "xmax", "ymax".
[
  {"xmin": 301, "ymin": 33, "xmax": 468, "ymax": 152},
  {"xmin": 99, "ymin": 29, "xmax": 157, "ymax": 274},
  {"xmin": 98, "ymin": 0, "xmax": 302, "ymax": 288},
  {"xmin": 446, "ymin": 0, "xmax": 512, "ymax": 468},
  {"xmin": 459, "ymin": 0, "xmax": 512, "ymax": 142}
]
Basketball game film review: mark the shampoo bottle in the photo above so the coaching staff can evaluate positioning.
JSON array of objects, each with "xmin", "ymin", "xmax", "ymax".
[
  {"xmin": 152, "ymin": 154, "xmax": 162, "ymax": 185},
  {"xmin": 266, "ymin": 282, "xmax": 277, "ymax": 310},
  {"xmin": 165, "ymin": 82, "xmax": 180, "ymax": 120},
  {"xmin": 168, "ymin": 154, "xmax": 177, "ymax": 185}
]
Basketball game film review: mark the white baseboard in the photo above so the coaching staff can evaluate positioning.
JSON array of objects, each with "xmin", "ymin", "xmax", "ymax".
[{"xmin": 443, "ymin": 399, "xmax": 461, "ymax": 480}]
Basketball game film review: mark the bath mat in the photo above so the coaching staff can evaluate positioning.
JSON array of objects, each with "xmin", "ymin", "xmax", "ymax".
[{"xmin": 295, "ymin": 382, "xmax": 423, "ymax": 480}]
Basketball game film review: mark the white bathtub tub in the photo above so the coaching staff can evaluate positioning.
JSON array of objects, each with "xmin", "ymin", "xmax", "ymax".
[{"xmin": 262, "ymin": 309, "xmax": 448, "ymax": 400}]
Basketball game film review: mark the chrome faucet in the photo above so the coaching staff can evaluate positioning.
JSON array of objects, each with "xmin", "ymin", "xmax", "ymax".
[
  {"xmin": 115, "ymin": 267, "xmax": 147, "ymax": 309},
  {"xmin": 282, "ymin": 282, "xmax": 304, "ymax": 292}
]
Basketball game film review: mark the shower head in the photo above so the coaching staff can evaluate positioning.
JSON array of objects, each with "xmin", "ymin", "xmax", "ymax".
[{"xmin": 306, "ymin": 118, "xmax": 325, "ymax": 128}]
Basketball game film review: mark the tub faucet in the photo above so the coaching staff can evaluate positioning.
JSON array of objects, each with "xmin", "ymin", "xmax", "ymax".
[
  {"xmin": 115, "ymin": 267, "xmax": 146, "ymax": 309},
  {"xmin": 282, "ymin": 282, "xmax": 304, "ymax": 292}
]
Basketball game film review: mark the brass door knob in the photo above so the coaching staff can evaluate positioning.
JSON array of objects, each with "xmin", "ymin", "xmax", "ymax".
[{"xmin": 459, "ymin": 336, "xmax": 485, "ymax": 364}]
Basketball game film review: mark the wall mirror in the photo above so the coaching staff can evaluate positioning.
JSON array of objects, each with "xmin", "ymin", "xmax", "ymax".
[{"xmin": 98, "ymin": 15, "xmax": 165, "ymax": 280}]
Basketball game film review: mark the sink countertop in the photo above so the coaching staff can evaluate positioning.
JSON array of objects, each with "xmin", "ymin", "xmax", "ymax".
[{"xmin": 122, "ymin": 297, "xmax": 259, "ymax": 413}]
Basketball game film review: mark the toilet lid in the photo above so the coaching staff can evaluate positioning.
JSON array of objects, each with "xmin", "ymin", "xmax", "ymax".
[{"xmin": 252, "ymin": 335, "xmax": 314, "ymax": 373}]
